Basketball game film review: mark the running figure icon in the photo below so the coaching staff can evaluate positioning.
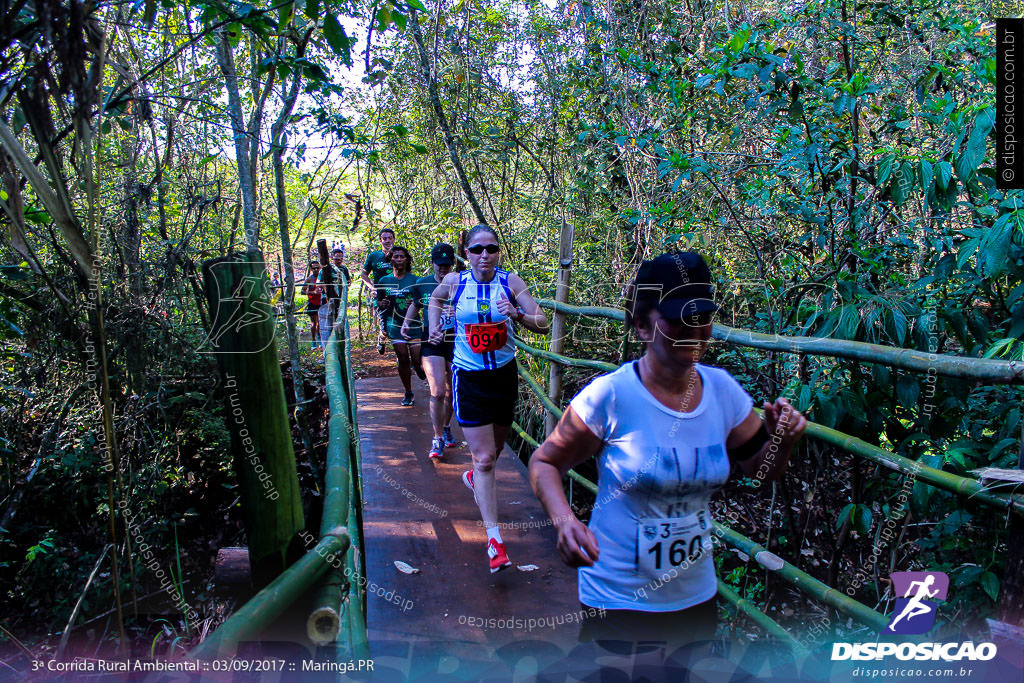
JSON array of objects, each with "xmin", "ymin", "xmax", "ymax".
[{"xmin": 888, "ymin": 574, "xmax": 939, "ymax": 632}]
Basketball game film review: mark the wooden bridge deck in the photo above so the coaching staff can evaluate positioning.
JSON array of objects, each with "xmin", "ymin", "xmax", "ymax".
[{"xmin": 355, "ymin": 376, "xmax": 583, "ymax": 658}]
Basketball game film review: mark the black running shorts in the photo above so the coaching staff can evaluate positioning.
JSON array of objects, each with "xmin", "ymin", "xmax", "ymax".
[
  {"xmin": 421, "ymin": 340, "xmax": 454, "ymax": 361},
  {"xmin": 452, "ymin": 360, "xmax": 518, "ymax": 427},
  {"xmin": 578, "ymin": 597, "xmax": 717, "ymax": 646}
]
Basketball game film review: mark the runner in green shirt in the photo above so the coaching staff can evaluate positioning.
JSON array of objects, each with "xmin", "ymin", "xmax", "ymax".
[
  {"xmin": 377, "ymin": 245, "xmax": 422, "ymax": 406},
  {"xmin": 361, "ymin": 227, "xmax": 395, "ymax": 354},
  {"xmin": 401, "ymin": 243, "xmax": 457, "ymax": 459}
]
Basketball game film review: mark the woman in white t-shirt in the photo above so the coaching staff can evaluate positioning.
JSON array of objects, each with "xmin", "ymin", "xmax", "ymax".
[{"xmin": 529, "ymin": 252, "xmax": 806, "ymax": 646}]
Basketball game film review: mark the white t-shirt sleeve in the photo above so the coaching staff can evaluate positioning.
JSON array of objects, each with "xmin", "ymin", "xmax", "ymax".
[
  {"xmin": 568, "ymin": 374, "xmax": 614, "ymax": 441},
  {"xmin": 717, "ymin": 369, "xmax": 754, "ymax": 430}
]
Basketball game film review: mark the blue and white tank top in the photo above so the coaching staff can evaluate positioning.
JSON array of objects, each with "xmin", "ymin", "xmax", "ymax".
[{"xmin": 451, "ymin": 269, "xmax": 517, "ymax": 371}]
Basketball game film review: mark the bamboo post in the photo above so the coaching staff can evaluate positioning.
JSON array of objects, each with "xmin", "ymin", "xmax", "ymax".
[
  {"xmin": 546, "ymin": 218, "xmax": 573, "ymax": 436},
  {"xmin": 202, "ymin": 251, "xmax": 305, "ymax": 587}
]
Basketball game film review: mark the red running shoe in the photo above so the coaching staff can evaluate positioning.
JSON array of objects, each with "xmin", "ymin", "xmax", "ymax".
[
  {"xmin": 462, "ymin": 469, "xmax": 474, "ymax": 491},
  {"xmin": 487, "ymin": 538, "xmax": 512, "ymax": 573}
]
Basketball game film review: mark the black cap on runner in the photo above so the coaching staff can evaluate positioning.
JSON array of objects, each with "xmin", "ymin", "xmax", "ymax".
[
  {"xmin": 431, "ymin": 243, "xmax": 456, "ymax": 266},
  {"xmin": 633, "ymin": 252, "xmax": 719, "ymax": 320}
]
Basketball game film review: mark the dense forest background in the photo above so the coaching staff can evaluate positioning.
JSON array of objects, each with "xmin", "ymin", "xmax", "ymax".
[{"xmin": 0, "ymin": 0, "xmax": 1021, "ymax": 658}]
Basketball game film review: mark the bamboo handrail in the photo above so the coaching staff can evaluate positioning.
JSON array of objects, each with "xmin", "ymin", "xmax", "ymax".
[
  {"xmin": 715, "ymin": 326, "xmax": 1024, "ymax": 384},
  {"xmin": 537, "ymin": 299, "xmax": 625, "ymax": 321},
  {"xmin": 712, "ymin": 524, "xmax": 888, "ymax": 631},
  {"xmin": 306, "ymin": 321, "xmax": 356, "ymax": 645},
  {"xmin": 716, "ymin": 580, "xmax": 809, "ymax": 655},
  {"xmin": 323, "ymin": 327, "xmax": 354, "ymax": 534},
  {"xmin": 514, "ymin": 421, "xmax": 887, "ymax": 631},
  {"xmin": 791, "ymin": 413, "xmax": 1024, "ymax": 515},
  {"xmin": 513, "ymin": 335, "xmax": 1024, "ymax": 515},
  {"xmin": 311, "ymin": 288, "xmax": 369, "ymax": 657},
  {"xmin": 512, "ymin": 338, "xmax": 617, "ymax": 373},
  {"xmin": 190, "ymin": 530, "xmax": 350, "ymax": 659},
  {"xmin": 340, "ymin": 287, "xmax": 368, "ymax": 639},
  {"xmin": 516, "ymin": 362, "xmax": 565, "ymax": 417},
  {"xmin": 508, "ymin": 364, "xmax": 949, "ymax": 631},
  {"xmin": 534, "ymin": 299, "xmax": 1024, "ymax": 384}
]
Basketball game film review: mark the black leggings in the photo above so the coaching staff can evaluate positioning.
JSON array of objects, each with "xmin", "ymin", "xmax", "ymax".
[{"xmin": 579, "ymin": 597, "xmax": 717, "ymax": 646}]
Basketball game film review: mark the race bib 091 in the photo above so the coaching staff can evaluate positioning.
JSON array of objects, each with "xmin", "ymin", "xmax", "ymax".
[{"xmin": 466, "ymin": 321, "xmax": 508, "ymax": 353}]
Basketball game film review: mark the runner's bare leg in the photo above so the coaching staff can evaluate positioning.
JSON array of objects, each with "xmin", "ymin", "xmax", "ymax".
[{"xmin": 462, "ymin": 424, "xmax": 510, "ymax": 528}]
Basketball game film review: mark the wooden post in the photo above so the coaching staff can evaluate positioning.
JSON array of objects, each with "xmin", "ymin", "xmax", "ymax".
[
  {"xmin": 202, "ymin": 251, "xmax": 305, "ymax": 588},
  {"xmin": 995, "ymin": 436, "xmax": 1024, "ymax": 627},
  {"xmin": 545, "ymin": 218, "xmax": 574, "ymax": 437},
  {"xmin": 986, "ymin": 436, "xmax": 1024, "ymax": 667},
  {"xmin": 214, "ymin": 547, "xmax": 252, "ymax": 593},
  {"xmin": 317, "ymin": 239, "xmax": 332, "ymax": 277}
]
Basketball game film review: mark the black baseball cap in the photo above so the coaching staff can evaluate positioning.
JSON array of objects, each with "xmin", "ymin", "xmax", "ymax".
[
  {"xmin": 633, "ymin": 252, "xmax": 719, "ymax": 320},
  {"xmin": 431, "ymin": 243, "xmax": 456, "ymax": 266}
]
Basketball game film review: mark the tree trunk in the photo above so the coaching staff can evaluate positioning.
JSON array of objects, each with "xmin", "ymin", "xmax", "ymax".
[
  {"xmin": 270, "ymin": 33, "xmax": 315, "ymax": 463},
  {"xmin": 215, "ymin": 32, "xmax": 260, "ymax": 252},
  {"xmin": 406, "ymin": 7, "xmax": 487, "ymax": 226}
]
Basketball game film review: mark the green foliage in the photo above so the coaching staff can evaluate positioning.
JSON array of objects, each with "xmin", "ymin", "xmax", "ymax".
[
  {"xmin": 23, "ymin": 532, "xmax": 55, "ymax": 565},
  {"xmin": 0, "ymin": 0, "xmax": 1016, "ymax": 648},
  {"xmin": 835, "ymin": 503, "xmax": 872, "ymax": 536}
]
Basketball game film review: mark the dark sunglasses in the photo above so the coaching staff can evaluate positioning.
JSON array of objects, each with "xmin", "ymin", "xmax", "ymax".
[
  {"xmin": 467, "ymin": 244, "xmax": 500, "ymax": 254},
  {"xmin": 679, "ymin": 312, "xmax": 715, "ymax": 327}
]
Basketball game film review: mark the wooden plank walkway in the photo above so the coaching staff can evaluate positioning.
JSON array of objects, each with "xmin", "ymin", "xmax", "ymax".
[{"xmin": 355, "ymin": 376, "xmax": 583, "ymax": 658}]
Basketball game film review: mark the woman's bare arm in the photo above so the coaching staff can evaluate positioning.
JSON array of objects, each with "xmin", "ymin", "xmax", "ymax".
[{"xmin": 529, "ymin": 406, "xmax": 604, "ymax": 566}]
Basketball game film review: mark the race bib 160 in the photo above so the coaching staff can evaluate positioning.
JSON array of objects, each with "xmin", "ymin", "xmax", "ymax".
[{"xmin": 637, "ymin": 512, "xmax": 712, "ymax": 576}]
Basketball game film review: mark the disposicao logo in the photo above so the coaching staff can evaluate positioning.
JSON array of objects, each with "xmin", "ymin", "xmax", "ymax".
[
  {"xmin": 887, "ymin": 571, "xmax": 948, "ymax": 634},
  {"xmin": 831, "ymin": 570, "xmax": 997, "ymax": 662}
]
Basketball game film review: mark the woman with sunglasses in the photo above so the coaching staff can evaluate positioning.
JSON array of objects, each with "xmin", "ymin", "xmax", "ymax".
[
  {"xmin": 529, "ymin": 252, "xmax": 806, "ymax": 649},
  {"xmin": 427, "ymin": 224, "xmax": 549, "ymax": 573}
]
